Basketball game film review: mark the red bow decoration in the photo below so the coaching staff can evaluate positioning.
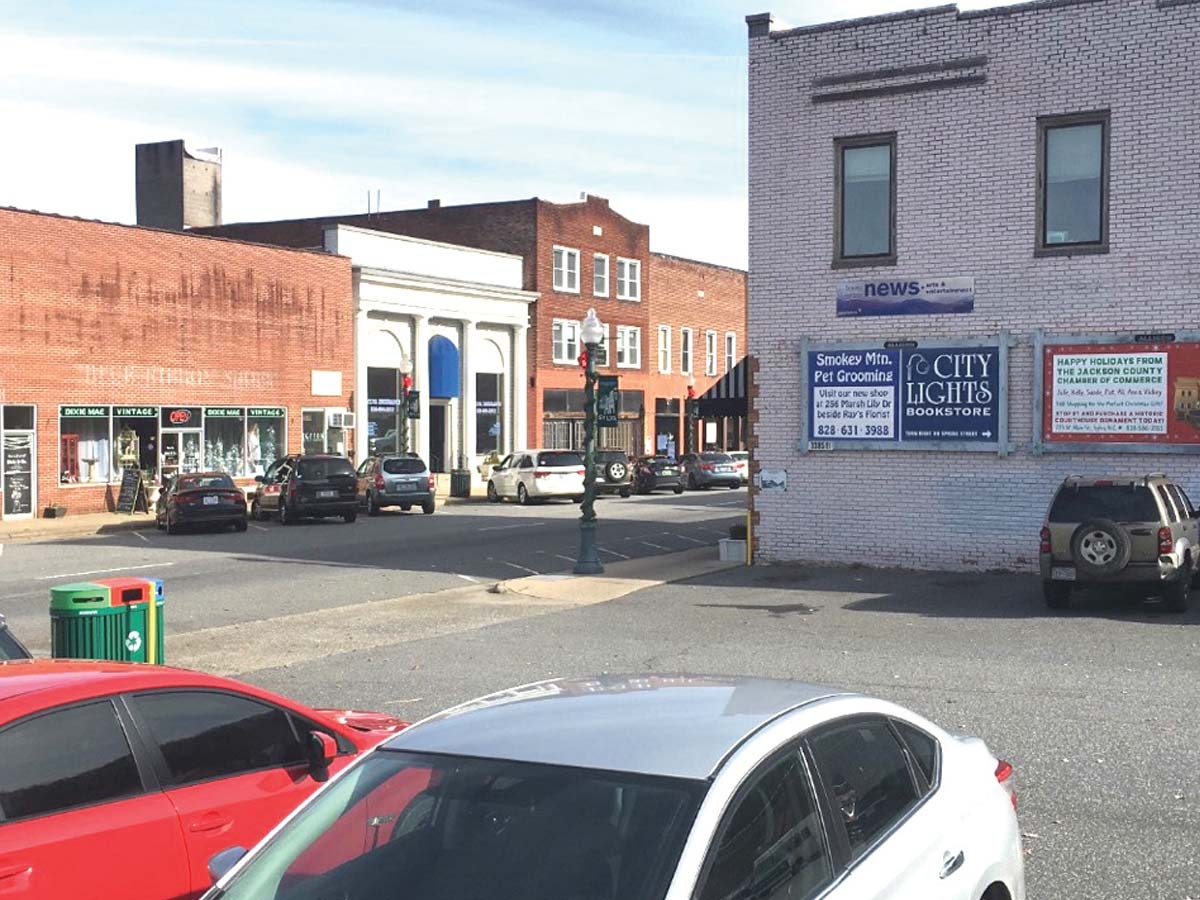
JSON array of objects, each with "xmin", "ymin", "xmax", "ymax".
[{"xmin": 578, "ymin": 350, "xmax": 589, "ymax": 369}]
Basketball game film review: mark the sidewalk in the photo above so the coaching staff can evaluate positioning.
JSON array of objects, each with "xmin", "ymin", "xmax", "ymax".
[{"xmin": 0, "ymin": 482, "xmax": 489, "ymax": 544}]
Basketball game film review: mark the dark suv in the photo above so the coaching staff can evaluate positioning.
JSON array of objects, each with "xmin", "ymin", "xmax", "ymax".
[
  {"xmin": 581, "ymin": 448, "xmax": 633, "ymax": 498},
  {"xmin": 253, "ymin": 454, "xmax": 359, "ymax": 524}
]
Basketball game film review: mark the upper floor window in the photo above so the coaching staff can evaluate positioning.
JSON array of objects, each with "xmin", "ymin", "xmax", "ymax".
[
  {"xmin": 553, "ymin": 246, "xmax": 579, "ymax": 293},
  {"xmin": 705, "ymin": 331, "xmax": 718, "ymax": 376},
  {"xmin": 1037, "ymin": 111, "xmax": 1109, "ymax": 255},
  {"xmin": 552, "ymin": 319, "xmax": 579, "ymax": 364},
  {"xmin": 593, "ymin": 254, "xmax": 609, "ymax": 297},
  {"xmin": 617, "ymin": 257, "xmax": 641, "ymax": 301},
  {"xmin": 617, "ymin": 326, "xmax": 641, "ymax": 369},
  {"xmin": 725, "ymin": 332, "xmax": 737, "ymax": 373},
  {"xmin": 593, "ymin": 324, "xmax": 610, "ymax": 367},
  {"xmin": 834, "ymin": 133, "xmax": 896, "ymax": 267},
  {"xmin": 680, "ymin": 328, "xmax": 693, "ymax": 375},
  {"xmin": 658, "ymin": 326, "xmax": 672, "ymax": 374}
]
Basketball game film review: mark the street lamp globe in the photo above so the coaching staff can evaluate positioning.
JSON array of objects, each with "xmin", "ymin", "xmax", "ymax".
[
  {"xmin": 398, "ymin": 356, "xmax": 413, "ymax": 376},
  {"xmin": 581, "ymin": 308, "xmax": 605, "ymax": 346},
  {"xmin": 687, "ymin": 374, "xmax": 696, "ymax": 389}
]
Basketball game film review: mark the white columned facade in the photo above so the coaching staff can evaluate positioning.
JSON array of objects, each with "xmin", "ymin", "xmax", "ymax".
[
  {"xmin": 413, "ymin": 314, "xmax": 431, "ymax": 461},
  {"xmin": 353, "ymin": 306, "xmax": 370, "ymax": 463},
  {"xmin": 513, "ymin": 325, "xmax": 529, "ymax": 450},
  {"xmin": 461, "ymin": 319, "xmax": 477, "ymax": 470}
]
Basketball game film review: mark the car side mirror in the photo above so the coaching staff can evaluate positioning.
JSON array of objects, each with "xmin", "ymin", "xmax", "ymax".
[
  {"xmin": 307, "ymin": 731, "xmax": 337, "ymax": 782},
  {"xmin": 208, "ymin": 846, "xmax": 247, "ymax": 882}
]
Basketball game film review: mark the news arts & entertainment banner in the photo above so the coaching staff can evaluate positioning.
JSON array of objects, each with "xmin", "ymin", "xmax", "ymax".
[
  {"xmin": 804, "ymin": 338, "xmax": 1006, "ymax": 453},
  {"xmin": 1039, "ymin": 334, "xmax": 1200, "ymax": 450}
]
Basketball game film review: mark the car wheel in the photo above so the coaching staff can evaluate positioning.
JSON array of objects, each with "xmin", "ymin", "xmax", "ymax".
[
  {"xmin": 155, "ymin": 514, "xmax": 165, "ymax": 531},
  {"xmin": 487, "ymin": 481, "xmax": 500, "ymax": 503},
  {"xmin": 572, "ymin": 495, "xmax": 584, "ymax": 504},
  {"xmin": 605, "ymin": 461, "xmax": 628, "ymax": 482},
  {"xmin": 343, "ymin": 510, "xmax": 358, "ymax": 523},
  {"xmin": 366, "ymin": 493, "xmax": 380, "ymax": 517},
  {"xmin": 400, "ymin": 504, "xmax": 412, "ymax": 512},
  {"xmin": 701, "ymin": 483, "xmax": 712, "ymax": 491},
  {"xmin": 674, "ymin": 486, "xmax": 685, "ymax": 495},
  {"xmin": 251, "ymin": 498, "xmax": 263, "ymax": 521},
  {"xmin": 234, "ymin": 517, "xmax": 248, "ymax": 533},
  {"xmin": 279, "ymin": 501, "xmax": 293, "ymax": 525},
  {"xmin": 729, "ymin": 483, "xmax": 740, "ymax": 490},
  {"xmin": 687, "ymin": 474, "xmax": 698, "ymax": 490},
  {"xmin": 166, "ymin": 517, "xmax": 179, "ymax": 535},
  {"xmin": 517, "ymin": 484, "xmax": 530, "ymax": 506},
  {"xmin": 422, "ymin": 501, "xmax": 435, "ymax": 515},
  {"xmin": 619, "ymin": 488, "xmax": 632, "ymax": 498},
  {"xmin": 1165, "ymin": 576, "xmax": 1190, "ymax": 613},
  {"xmin": 1042, "ymin": 580, "xmax": 1071, "ymax": 610},
  {"xmin": 1069, "ymin": 519, "xmax": 1131, "ymax": 577}
]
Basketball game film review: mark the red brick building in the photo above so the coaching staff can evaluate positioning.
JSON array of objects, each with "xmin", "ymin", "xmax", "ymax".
[
  {"xmin": 0, "ymin": 207, "xmax": 354, "ymax": 520},
  {"xmin": 202, "ymin": 194, "xmax": 746, "ymax": 457}
]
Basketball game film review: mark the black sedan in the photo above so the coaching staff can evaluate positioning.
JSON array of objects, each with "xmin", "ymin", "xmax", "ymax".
[
  {"xmin": 0, "ymin": 614, "xmax": 31, "ymax": 660},
  {"xmin": 633, "ymin": 456, "xmax": 686, "ymax": 495},
  {"xmin": 156, "ymin": 472, "xmax": 248, "ymax": 534}
]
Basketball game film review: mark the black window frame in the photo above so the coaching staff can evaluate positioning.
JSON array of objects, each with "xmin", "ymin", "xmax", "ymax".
[
  {"xmin": 125, "ymin": 688, "xmax": 347, "ymax": 791},
  {"xmin": 0, "ymin": 698, "xmax": 152, "ymax": 824},
  {"xmin": 889, "ymin": 718, "xmax": 941, "ymax": 795},
  {"xmin": 833, "ymin": 132, "xmax": 898, "ymax": 269},
  {"xmin": 803, "ymin": 715, "xmax": 928, "ymax": 868},
  {"xmin": 1035, "ymin": 110, "xmax": 1111, "ymax": 257},
  {"xmin": 692, "ymin": 740, "xmax": 836, "ymax": 900}
]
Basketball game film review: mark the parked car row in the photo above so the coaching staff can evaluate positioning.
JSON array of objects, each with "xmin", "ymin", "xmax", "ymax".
[{"xmin": 157, "ymin": 454, "xmax": 438, "ymax": 533}]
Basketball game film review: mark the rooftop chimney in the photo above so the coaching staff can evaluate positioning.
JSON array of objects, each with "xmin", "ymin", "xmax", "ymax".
[
  {"xmin": 427, "ymin": 199, "xmax": 441, "ymax": 209},
  {"xmin": 135, "ymin": 139, "xmax": 222, "ymax": 230}
]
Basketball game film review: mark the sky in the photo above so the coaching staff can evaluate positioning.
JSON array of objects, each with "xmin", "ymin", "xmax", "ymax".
[{"xmin": 0, "ymin": 0, "xmax": 1003, "ymax": 269}]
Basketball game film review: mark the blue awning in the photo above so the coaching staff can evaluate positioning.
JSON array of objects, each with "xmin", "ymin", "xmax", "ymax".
[{"xmin": 429, "ymin": 335, "xmax": 460, "ymax": 399}]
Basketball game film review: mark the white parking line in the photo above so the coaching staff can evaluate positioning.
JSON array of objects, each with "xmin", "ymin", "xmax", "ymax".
[
  {"xmin": 674, "ymin": 534, "xmax": 708, "ymax": 545},
  {"xmin": 249, "ymin": 523, "xmax": 269, "ymax": 532},
  {"xmin": 480, "ymin": 523, "xmax": 542, "ymax": 532},
  {"xmin": 498, "ymin": 561, "xmax": 540, "ymax": 576},
  {"xmin": 638, "ymin": 541, "xmax": 670, "ymax": 551},
  {"xmin": 456, "ymin": 574, "xmax": 479, "ymax": 583},
  {"xmin": 132, "ymin": 531, "xmax": 151, "ymax": 544},
  {"xmin": 35, "ymin": 562, "xmax": 175, "ymax": 581},
  {"xmin": 597, "ymin": 547, "xmax": 630, "ymax": 559},
  {"xmin": 553, "ymin": 554, "xmax": 575, "ymax": 563}
]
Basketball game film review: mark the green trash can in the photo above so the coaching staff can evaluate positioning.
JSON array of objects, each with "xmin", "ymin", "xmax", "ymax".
[
  {"xmin": 93, "ymin": 577, "xmax": 165, "ymax": 664},
  {"xmin": 450, "ymin": 469, "xmax": 472, "ymax": 498},
  {"xmin": 50, "ymin": 582, "xmax": 125, "ymax": 661}
]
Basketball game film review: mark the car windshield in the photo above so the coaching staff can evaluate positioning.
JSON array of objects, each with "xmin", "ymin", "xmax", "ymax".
[
  {"xmin": 594, "ymin": 451, "xmax": 625, "ymax": 463},
  {"xmin": 298, "ymin": 458, "xmax": 356, "ymax": 479},
  {"xmin": 700, "ymin": 453, "xmax": 732, "ymax": 463},
  {"xmin": 537, "ymin": 451, "xmax": 583, "ymax": 467},
  {"xmin": 175, "ymin": 474, "xmax": 235, "ymax": 491},
  {"xmin": 382, "ymin": 457, "xmax": 426, "ymax": 475},
  {"xmin": 217, "ymin": 749, "xmax": 704, "ymax": 900},
  {"xmin": 1049, "ymin": 484, "xmax": 1161, "ymax": 522}
]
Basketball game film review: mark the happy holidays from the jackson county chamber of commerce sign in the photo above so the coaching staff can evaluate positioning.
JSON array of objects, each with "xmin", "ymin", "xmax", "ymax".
[
  {"xmin": 808, "ymin": 345, "xmax": 1000, "ymax": 446},
  {"xmin": 1043, "ymin": 340, "xmax": 1200, "ymax": 446}
]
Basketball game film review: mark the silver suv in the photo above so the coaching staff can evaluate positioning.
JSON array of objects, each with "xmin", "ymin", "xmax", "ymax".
[{"xmin": 1040, "ymin": 474, "xmax": 1198, "ymax": 612}]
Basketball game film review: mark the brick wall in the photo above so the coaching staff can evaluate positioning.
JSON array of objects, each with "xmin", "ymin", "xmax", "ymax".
[
  {"xmin": 747, "ymin": 0, "xmax": 1200, "ymax": 570},
  {"xmin": 0, "ymin": 207, "xmax": 354, "ymax": 515}
]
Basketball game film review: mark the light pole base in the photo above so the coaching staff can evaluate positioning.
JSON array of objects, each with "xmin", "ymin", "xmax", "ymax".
[{"xmin": 573, "ymin": 519, "xmax": 605, "ymax": 575}]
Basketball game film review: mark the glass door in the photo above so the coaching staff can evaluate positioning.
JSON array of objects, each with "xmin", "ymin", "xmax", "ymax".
[{"xmin": 161, "ymin": 430, "xmax": 203, "ymax": 481}]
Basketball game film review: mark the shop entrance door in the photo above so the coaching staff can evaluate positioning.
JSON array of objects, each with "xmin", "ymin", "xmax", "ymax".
[
  {"xmin": 429, "ymin": 405, "xmax": 446, "ymax": 472},
  {"xmin": 160, "ymin": 430, "xmax": 202, "ymax": 482}
]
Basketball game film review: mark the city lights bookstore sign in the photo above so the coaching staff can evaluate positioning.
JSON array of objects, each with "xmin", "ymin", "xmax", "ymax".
[
  {"xmin": 803, "ymin": 337, "xmax": 1008, "ymax": 453},
  {"xmin": 1036, "ymin": 332, "xmax": 1200, "ymax": 453}
]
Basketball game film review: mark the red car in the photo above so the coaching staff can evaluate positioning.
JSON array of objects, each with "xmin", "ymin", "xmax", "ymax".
[{"xmin": 0, "ymin": 660, "xmax": 405, "ymax": 900}]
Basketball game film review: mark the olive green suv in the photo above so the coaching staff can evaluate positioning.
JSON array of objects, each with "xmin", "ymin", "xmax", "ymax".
[{"xmin": 1040, "ymin": 474, "xmax": 1198, "ymax": 612}]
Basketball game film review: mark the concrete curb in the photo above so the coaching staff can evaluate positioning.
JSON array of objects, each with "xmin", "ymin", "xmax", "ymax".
[{"xmin": 0, "ymin": 516, "xmax": 155, "ymax": 544}]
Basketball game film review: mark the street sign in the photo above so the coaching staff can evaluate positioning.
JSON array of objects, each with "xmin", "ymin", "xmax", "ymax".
[
  {"xmin": 405, "ymin": 390, "xmax": 421, "ymax": 419},
  {"xmin": 597, "ymin": 376, "xmax": 619, "ymax": 427}
]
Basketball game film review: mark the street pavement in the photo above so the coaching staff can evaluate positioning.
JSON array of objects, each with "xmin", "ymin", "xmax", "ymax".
[{"xmin": 0, "ymin": 490, "xmax": 745, "ymax": 653}]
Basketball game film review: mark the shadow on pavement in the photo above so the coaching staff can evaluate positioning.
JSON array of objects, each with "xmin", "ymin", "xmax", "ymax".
[{"xmin": 675, "ymin": 563, "xmax": 1200, "ymax": 627}]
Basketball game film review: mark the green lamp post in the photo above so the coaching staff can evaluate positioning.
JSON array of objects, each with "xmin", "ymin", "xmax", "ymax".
[{"xmin": 574, "ymin": 308, "xmax": 605, "ymax": 575}]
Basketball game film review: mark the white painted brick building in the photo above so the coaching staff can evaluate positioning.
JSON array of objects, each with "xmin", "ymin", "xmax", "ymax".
[{"xmin": 746, "ymin": 0, "xmax": 1200, "ymax": 571}]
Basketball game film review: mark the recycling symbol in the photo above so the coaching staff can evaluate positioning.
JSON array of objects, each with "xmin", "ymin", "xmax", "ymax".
[{"xmin": 125, "ymin": 631, "xmax": 143, "ymax": 653}]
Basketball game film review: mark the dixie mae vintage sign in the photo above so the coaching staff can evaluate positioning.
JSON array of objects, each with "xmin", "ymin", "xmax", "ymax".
[{"xmin": 806, "ymin": 340, "xmax": 1004, "ymax": 451}]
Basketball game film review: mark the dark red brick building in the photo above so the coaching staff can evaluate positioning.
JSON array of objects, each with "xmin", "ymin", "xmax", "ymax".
[
  {"xmin": 0, "ymin": 207, "xmax": 354, "ymax": 519},
  {"xmin": 201, "ymin": 194, "xmax": 746, "ymax": 456}
]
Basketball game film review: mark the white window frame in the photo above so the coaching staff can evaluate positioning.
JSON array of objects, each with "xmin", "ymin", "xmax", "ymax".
[
  {"xmin": 616, "ymin": 257, "xmax": 641, "ymax": 301},
  {"xmin": 553, "ymin": 245, "xmax": 580, "ymax": 294},
  {"xmin": 593, "ymin": 324, "xmax": 611, "ymax": 367},
  {"xmin": 680, "ymin": 327, "xmax": 693, "ymax": 375},
  {"xmin": 658, "ymin": 325, "xmax": 672, "ymax": 374},
  {"xmin": 616, "ymin": 326, "xmax": 641, "ymax": 369},
  {"xmin": 725, "ymin": 331, "xmax": 737, "ymax": 373},
  {"xmin": 552, "ymin": 319, "xmax": 580, "ymax": 365},
  {"xmin": 593, "ymin": 254, "xmax": 609, "ymax": 297},
  {"xmin": 705, "ymin": 330, "xmax": 718, "ymax": 377}
]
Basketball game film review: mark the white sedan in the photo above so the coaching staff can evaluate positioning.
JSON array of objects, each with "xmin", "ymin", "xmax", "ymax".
[
  {"xmin": 486, "ymin": 449, "xmax": 586, "ymax": 505},
  {"xmin": 203, "ymin": 675, "xmax": 1023, "ymax": 900}
]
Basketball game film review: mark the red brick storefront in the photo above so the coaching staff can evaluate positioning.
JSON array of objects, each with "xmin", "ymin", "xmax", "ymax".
[{"xmin": 0, "ymin": 207, "xmax": 353, "ymax": 519}]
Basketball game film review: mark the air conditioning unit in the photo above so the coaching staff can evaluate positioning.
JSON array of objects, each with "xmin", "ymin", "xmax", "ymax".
[{"xmin": 328, "ymin": 411, "xmax": 356, "ymax": 429}]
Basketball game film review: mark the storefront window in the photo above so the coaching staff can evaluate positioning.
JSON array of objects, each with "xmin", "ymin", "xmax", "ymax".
[
  {"xmin": 368, "ymin": 367, "xmax": 402, "ymax": 455},
  {"xmin": 476, "ymin": 373, "xmax": 503, "ymax": 455},
  {"xmin": 204, "ymin": 407, "xmax": 247, "ymax": 476},
  {"xmin": 247, "ymin": 408, "xmax": 285, "ymax": 473},
  {"xmin": 59, "ymin": 406, "xmax": 112, "ymax": 484},
  {"xmin": 113, "ymin": 406, "xmax": 158, "ymax": 479},
  {"xmin": 303, "ymin": 410, "xmax": 327, "ymax": 455}
]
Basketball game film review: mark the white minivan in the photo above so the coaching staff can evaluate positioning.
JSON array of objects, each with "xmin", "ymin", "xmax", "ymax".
[{"xmin": 487, "ymin": 449, "xmax": 586, "ymax": 505}]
